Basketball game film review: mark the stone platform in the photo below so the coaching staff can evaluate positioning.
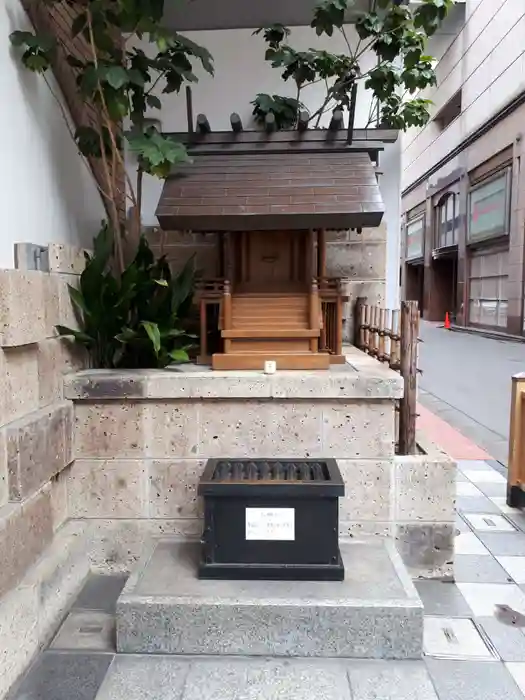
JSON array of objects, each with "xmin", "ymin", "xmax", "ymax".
[{"xmin": 116, "ymin": 539, "xmax": 423, "ymax": 659}]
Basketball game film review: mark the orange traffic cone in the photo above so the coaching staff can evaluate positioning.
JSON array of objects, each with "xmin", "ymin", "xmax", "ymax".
[{"xmin": 444, "ymin": 312, "xmax": 451, "ymax": 330}]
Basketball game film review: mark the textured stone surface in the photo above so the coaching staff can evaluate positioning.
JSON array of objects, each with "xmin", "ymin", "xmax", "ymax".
[
  {"xmin": 0, "ymin": 270, "xmax": 46, "ymax": 346},
  {"xmin": 64, "ymin": 358, "xmax": 404, "ymax": 401},
  {"xmin": 148, "ymin": 460, "xmax": 205, "ymax": 518},
  {"xmin": 340, "ymin": 521, "xmax": 392, "ymax": 540},
  {"xmin": 73, "ymin": 574, "xmax": 128, "ymax": 614},
  {"xmin": 9, "ymin": 652, "xmax": 113, "ymax": 700},
  {"xmin": 37, "ymin": 338, "xmax": 87, "ymax": 407},
  {"xmin": 6, "ymin": 402, "xmax": 73, "ymax": 501},
  {"xmin": 83, "ymin": 518, "xmax": 202, "ymax": 574},
  {"xmin": 347, "ymin": 660, "xmax": 438, "ymax": 700},
  {"xmin": 96, "ymin": 656, "xmax": 191, "ymax": 700},
  {"xmin": 199, "ymin": 400, "xmax": 323, "ymax": 458},
  {"xmin": 0, "ymin": 345, "xmax": 39, "ymax": 424},
  {"xmin": 145, "ymin": 403, "xmax": 200, "ymax": 458},
  {"xmin": 48, "ymin": 243, "xmax": 89, "ymax": 275},
  {"xmin": 50, "ymin": 468, "xmax": 70, "ymax": 531},
  {"xmin": 322, "ymin": 402, "xmax": 394, "ymax": 458},
  {"xmin": 425, "ymin": 658, "xmax": 524, "ymax": 700},
  {"xmin": 326, "ymin": 241, "xmax": 386, "ymax": 280},
  {"xmin": 25, "ymin": 520, "xmax": 90, "ymax": 639},
  {"xmin": 50, "ymin": 610, "xmax": 116, "ymax": 652},
  {"xmin": 0, "ymin": 430, "xmax": 7, "ymax": 507},
  {"xmin": 0, "ymin": 579, "xmax": 39, "ymax": 699},
  {"xmin": 395, "ymin": 523, "xmax": 455, "ymax": 580},
  {"xmin": 183, "ymin": 659, "xmax": 353, "ymax": 700},
  {"xmin": 0, "ymin": 521, "xmax": 89, "ymax": 697},
  {"xmin": 116, "ymin": 540, "xmax": 423, "ymax": 658},
  {"xmin": 0, "ymin": 490, "xmax": 53, "ymax": 598},
  {"xmin": 338, "ymin": 460, "xmax": 392, "ymax": 521},
  {"xmin": 67, "ymin": 460, "xmax": 147, "ymax": 518},
  {"xmin": 414, "ymin": 580, "xmax": 472, "ymax": 616},
  {"xmin": 74, "ymin": 403, "xmax": 146, "ymax": 459},
  {"xmin": 343, "ymin": 280, "xmax": 386, "ymax": 342},
  {"xmin": 395, "ymin": 456, "xmax": 456, "ymax": 522}
]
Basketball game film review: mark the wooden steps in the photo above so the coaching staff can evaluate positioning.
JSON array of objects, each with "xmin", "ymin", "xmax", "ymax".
[
  {"xmin": 219, "ymin": 292, "xmax": 328, "ymax": 370},
  {"xmin": 223, "ymin": 329, "xmax": 320, "ymax": 339}
]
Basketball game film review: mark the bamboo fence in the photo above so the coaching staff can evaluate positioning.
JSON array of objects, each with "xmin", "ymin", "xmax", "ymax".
[{"xmin": 355, "ymin": 298, "xmax": 420, "ymax": 455}]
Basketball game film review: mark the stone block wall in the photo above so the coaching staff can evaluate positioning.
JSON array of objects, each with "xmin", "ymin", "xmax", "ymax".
[
  {"xmin": 63, "ymin": 355, "xmax": 455, "ymax": 578},
  {"xmin": 0, "ymin": 244, "xmax": 90, "ymax": 697}
]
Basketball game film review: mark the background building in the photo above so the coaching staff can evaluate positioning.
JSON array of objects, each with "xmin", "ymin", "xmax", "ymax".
[{"xmin": 401, "ymin": 0, "xmax": 525, "ymax": 336}]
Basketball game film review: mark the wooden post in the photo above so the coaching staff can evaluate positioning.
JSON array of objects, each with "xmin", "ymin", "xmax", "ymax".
[
  {"xmin": 196, "ymin": 113, "xmax": 211, "ymax": 133},
  {"xmin": 507, "ymin": 373, "xmax": 525, "ymax": 506},
  {"xmin": 369, "ymin": 306, "xmax": 378, "ymax": 358},
  {"xmin": 390, "ymin": 309, "xmax": 400, "ymax": 370},
  {"xmin": 298, "ymin": 110, "xmax": 309, "ymax": 132},
  {"xmin": 378, "ymin": 308, "xmax": 387, "ymax": 363},
  {"xmin": 335, "ymin": 280, "xmax": 343, "ymax": 355},
  {"xmin": 199, "ymin": 299, "xmax": 207, "ymax": 362},
  {"xmin": 318, "ymin": 229, "xmax": 326, "ymax": 279},
  {"xmin": 399, "ymin": 300, "xmax": 419, "ymax": 455},
  {"xmin": 310, "ymin": 278, "xmax": 320, "ymax": 352},
  {"xmin": 355, "ymin": 297, "xmax": 366, "ymax": 349},
  {"xmin": 223, "ymin": 280, "xmax": 232, "ymax": 354},
  {"xmin": 363, "ymin": 304, "xmax": 371, "ymax": 353}
]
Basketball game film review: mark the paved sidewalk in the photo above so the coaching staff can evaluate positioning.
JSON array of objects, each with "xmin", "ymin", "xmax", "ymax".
[
  {"xmin": 8, "ymin": 457, "xmax": 525, "ymax": 700},
  {"xmin": 418, "ymin": 321, "xmax": 525, "ymax": 466}
]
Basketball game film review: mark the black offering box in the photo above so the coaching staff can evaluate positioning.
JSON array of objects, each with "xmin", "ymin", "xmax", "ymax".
[{"xmin": 198, "ymin": 458, "xmax": 345, "ymax": 581}]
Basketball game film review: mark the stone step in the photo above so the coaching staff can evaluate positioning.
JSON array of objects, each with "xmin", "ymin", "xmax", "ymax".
[{"xmin": 116, "ymin": 539, "xmax": 423, "ymax": 659}]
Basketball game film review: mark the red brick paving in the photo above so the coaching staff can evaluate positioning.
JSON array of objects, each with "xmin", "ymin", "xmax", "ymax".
[{"xmin": 417, "ymin": 403, "xmax": 495, "ymax": 460}]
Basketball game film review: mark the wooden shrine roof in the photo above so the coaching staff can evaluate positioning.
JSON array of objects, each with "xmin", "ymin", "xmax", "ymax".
[{"xmin": 156, "ymin": 150, "xmax": 385, "ymax": 232}]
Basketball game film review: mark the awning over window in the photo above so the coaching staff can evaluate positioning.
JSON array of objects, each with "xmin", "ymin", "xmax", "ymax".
[{"xmin": 155, "ymin": 151, "xmax": 384, "ymax": 232}]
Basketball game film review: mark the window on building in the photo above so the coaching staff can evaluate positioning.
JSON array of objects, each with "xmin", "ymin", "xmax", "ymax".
[
  {"xmin": 467, "ymin": 169, "xmax": 511, "ymax": 243},
  {"xmin": 405, "ymin": 214, "xmax": 425, "ymax": 260},
  {"xmin": 434, "ymin": 90, "xmax": 462, "ymax": 131},
  {"xmin": 434, "ymin": 193, "xmax": 458, "ymax": 249},
  {"xmin": 468, "ymin": 249, "xmax": 508, "ymax": 329}
]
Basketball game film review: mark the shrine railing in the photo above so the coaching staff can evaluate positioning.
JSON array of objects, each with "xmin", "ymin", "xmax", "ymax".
[
  {"xmin": 318, "ymin": 277, "xmax": 345, "ymax": 357},
  {"xmin": 194, "ymin": 277, "xmax": 348, "ymax": 362}
]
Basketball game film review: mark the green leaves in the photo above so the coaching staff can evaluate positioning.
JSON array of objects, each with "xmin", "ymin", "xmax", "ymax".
[
  {"xmin": 251, "ymin": 94, "xmax": 306, "ymax": 130},
  {"xmin": 56, "ymin": 224, "xmax": 196, "ymax": 369},
  {"xmin": 253, "ymin": 24, "xmax": 290, "ymax": 49},
  {"xmin": 10, "ymin": 30, "xmax": 56, "ymax": 73},
  {"xmin": 311, "ymin": 0, "xmax": 350, "ymax": 36},
  {"xmin": 127, "ymin": 128, "xmax": 191, "ymax": 177},
  {"xmin": 141, "ymin": 321, "xmax": 161, "ymax": 355},
  {"xmin": 414, "ymin": 0, "xmax": 454, "ymax": 37},
  {"xmin": 256, "ymin": 0, "xmax": 452, "ymax": 132},
  {"xmin": 11, "ymin": 1, "xmax": 214, "ymax": 194}
]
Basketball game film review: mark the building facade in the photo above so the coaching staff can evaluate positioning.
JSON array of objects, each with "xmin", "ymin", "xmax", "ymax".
[{"xmin": 400, "ymin": 0, "xmax": 525, "ymax": 336}]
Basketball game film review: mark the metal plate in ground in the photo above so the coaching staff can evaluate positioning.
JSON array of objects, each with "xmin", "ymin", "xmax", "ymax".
[
  {"xmin": 423, "ymin": 617, "xmax": 496, "ymax": 660},
  {"xmin": 463, "ymin": 514, "xmax": 516, "ymax": 533},
  {"xmin": 50, "ymin": 611, "xmax": 116, "ymax": 652}
]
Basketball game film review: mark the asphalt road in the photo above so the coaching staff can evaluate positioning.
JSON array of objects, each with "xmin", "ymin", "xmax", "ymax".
[{"xmin": 418, "ymin": 321, "xmax": 525, "ymax": 465}]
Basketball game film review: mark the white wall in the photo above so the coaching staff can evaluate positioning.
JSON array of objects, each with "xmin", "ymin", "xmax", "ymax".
[
  {"xmin": 1, "ymin": 0, "xmax": 105, "ymax": 269},
  {"xmin": 402, "ymin": 0, "xmax": 525, "ymax": 189}
]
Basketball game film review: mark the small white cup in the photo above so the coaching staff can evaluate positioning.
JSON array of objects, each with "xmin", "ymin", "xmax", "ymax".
[{"xmin": 264, "ymin": 360, "xmax": 277, "ymax": 375}]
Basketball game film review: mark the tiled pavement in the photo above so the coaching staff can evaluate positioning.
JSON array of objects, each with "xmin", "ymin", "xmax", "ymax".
[{"xmin": 9, "ymin": 459, "xmax": 525, "ymax": 700}]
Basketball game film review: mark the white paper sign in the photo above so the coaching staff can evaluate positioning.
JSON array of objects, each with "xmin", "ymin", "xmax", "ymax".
[{"xmin": 245, "ymin": 508, "xmax": 295, "ymax": 541}]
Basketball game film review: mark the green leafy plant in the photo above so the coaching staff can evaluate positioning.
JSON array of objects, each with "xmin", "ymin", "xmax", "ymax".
[
  {"xmin": 251, "ymin": 93, "xmax": 308, "ymax": 129},
  {"xmin": 10, "ymin": 1, "xmax": 214, "ymax": 269},
  {"xmin": 57, "ymin": 224, "xmax": 196, "ymax": 369},
  {"xmin": 253, "ymin": 0, "xmax": 454, "ymax": 130}
]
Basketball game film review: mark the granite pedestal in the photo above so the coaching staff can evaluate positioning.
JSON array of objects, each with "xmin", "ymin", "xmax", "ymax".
[{"xmin": 116, "ymin": 539, "xmax": 423, "ymax": 659}]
